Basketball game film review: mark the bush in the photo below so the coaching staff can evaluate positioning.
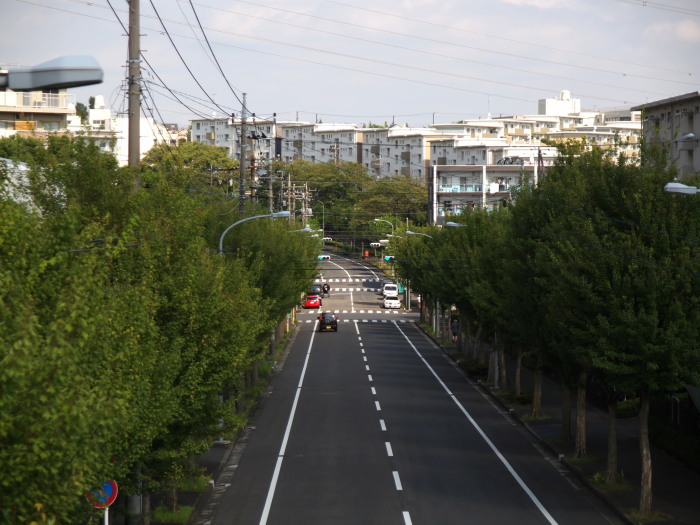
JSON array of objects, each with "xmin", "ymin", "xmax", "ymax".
[
  {"xmin": 458, "ymin": 358, "xmax": 488, "ymax": 379},
  {"xmin": 616, "ymin": 398, "xmax": 640, "ymax": 419}
]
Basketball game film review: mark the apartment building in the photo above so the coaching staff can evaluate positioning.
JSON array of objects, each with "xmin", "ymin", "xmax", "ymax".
[
  {"xmin": 360, "ymin": 125, "xmax": 457, "ymax": 182},
  {"xmin": 430, "ymin": 164, "xmax": 539, "ymax": 224},
  {"xmin": 279, "ymin": 123, "xmax": 361, "ymax": 164},
  {"xmin": 633, "ymin": 91, "xmax": 700, "ymax": 177},
  {"xmin": 0, "ymin": 85, "xmax": 76, "ymax": 138},
  {"xmin": 65, "ymin": 95, "xmax": 174, "ymax": 166}
]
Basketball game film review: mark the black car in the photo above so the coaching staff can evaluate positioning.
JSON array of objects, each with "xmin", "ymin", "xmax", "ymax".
[
  {"xmin": 318, "ymin": 312, "xmax": 338, "ymax": 332},
  {"xmin": 310, "ymin": 284, "xmax": 324, "ymax": 296}
]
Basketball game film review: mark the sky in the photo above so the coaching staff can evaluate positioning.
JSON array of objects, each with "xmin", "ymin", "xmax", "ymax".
[{"xmin": 3, "ymin": 0, "xmax": 699, "ymax": 128}]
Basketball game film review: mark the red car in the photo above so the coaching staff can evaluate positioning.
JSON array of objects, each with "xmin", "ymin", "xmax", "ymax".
[{"xmin": 303, "ymin": 294, "xmax": 322, "ymax": 309}]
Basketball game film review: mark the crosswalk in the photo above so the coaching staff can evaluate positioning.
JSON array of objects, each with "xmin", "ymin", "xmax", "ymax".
[
  {"xmin": 300, "ymin": 309, "xmax": 406, "ymax": 315},
  {"xmin": 302, "ymin": 318, "xmax": 414, "ymax": 324}
]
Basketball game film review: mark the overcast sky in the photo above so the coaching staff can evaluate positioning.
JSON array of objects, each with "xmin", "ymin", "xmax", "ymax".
[{"xmin": 3, "ymin": 0, "xmax": 699, "ymax": 128}]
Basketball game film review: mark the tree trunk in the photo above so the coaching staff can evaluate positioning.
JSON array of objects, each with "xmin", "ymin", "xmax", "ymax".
[
  {"xmin": 560, "ymin": 383, "xmax": 572, "ymax": 445},
  {"xmin": 165, "ymin": 484, "xmax": 178, "ymax": 512},
  {"xmin": 574, "ymin": 370, "xmax": 587, "ymax": 458},
  {"xmin": 531, "ymin": 365, "xmax": 543, "ymax": 418},
  {"xmin": 639, "ymin": 388, "xmax": 653, "ymax": 516},
  {"xmin": 514, "ymin": 345, "xmax": 523, "ymax": 396},
  {"xmin": 143, "ymin": 493, "xmax": 151, "ymax": 525},
  {"xmin": 499, "ymin": 348, "xmax": 507, "ymax": 391},
  {"xmin": 606, "ymin": 393, "xmax": 619, "ymax": 483},
  {"xmin": 474, "ymin": 324, "xmax": 483, "ymax": 362}
]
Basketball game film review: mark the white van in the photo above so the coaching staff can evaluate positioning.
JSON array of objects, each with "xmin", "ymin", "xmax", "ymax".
[{"xmin": 382, "ymin": 283, "xmax": 399, "ymax": 298}]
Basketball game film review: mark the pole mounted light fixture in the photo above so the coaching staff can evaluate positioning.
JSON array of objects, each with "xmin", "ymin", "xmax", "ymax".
[
  {"xmin": 664, "ymin": 182, "xmax": 700, "ymax": 195},
  {"xmin": 406, "ymin": 230, "xmax": 434, "ymax": 239},
  {"xmin": 374, "ymin": 218, "xmax": 394, "ymax": 235},
  {"xmin": 218, "ymin": 211, "xmax": 291, "ymax": 253},
  {"xmin": 0, "ymin": 56, "xmax": 103, "ymax": 90}
]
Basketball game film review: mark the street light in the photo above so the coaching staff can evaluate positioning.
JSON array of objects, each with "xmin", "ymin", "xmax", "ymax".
[
  {"xmin": 374, "ymin": 218, "xmax": 394, "ymax": 235},
  {"xmin": 218, "ymin": 211, "xmax": 291, "ymax": 253},
  {"xmin": 445, "ymin": 221, "xmax": 466, "ymax": 228},
  {"xmin": 312, "ymin": 200, "xmax": 325, "ymax": 233},
  {"xmin": 406, "ymin": 230, "xmax": 434, "ymax": 239},
  {"xmin": 665, "ymin": 182, "xmax": 700, "ymax": 195},
  {"xmin": 0, "ymin": 56, "xmax": 103, "ymax": 90}
]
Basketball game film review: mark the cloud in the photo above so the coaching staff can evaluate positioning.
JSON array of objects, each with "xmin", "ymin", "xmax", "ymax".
[{"xmin": 646, "ymin": 19, "xmax": 700, "ymax": 43}]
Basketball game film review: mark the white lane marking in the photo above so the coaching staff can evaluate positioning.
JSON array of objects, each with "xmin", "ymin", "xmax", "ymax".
[
  {"xmin": 353, "ymin": 320, "xmax": 360, "ymax": 334},
  {"xmin": 371, "ymin": 387, "xmax": 376, "ymax": 395},
  {"xmin": 260, "ymin": 322, "xmax": 318, "ymax": 524},
  {"xmin": 375, "ymin": 401, "xmax": 381, "ymax": 411},
  {"xmin": 363, "ymin": 356, "xmax": 368, "ymax": 362},
  {"xmin": 368, "ymin": 374, "xmax": 373, "ymax": 382},
  {"xmin": 386, "ymin": 442, "xmax": 394, "ymax": 457},
  {"xmin": 403, "ymin": 511, "xmax": 413, "ymax": 525},
  {"xmin": 380, "ymin": 419, "xmax": 386, "ymax": 431},
  {"xmin": 393, "ymin": 471, "xmax": 403, "ymax": 491},
  {"xmin": 366, "ymin": 365, "xmax": 371, "ymax": 371},
  {"xmin": 393, "ymin": 322, "xmax": 559, "ymax": 525}
]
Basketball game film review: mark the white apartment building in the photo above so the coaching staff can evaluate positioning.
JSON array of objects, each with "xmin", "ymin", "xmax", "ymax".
[
  {"xmin": 279, "ymin": 123, "xmax": 360, "ymax": 164},
  {"xmin": 633, "ymin": 91, "xmax": 700, "ymax": 177},
  {"xmin": 1, "ymin": 85, "xmax": 76, "ymax": 138},
  {"xmin": 430, "ymin": 164, "xmax": 539, "ymax": 224},
  {"xmin": 360, "ymin": 125, "xmax": 457, "ymax": 182},
  {"xmin": 66, "ymin": 96, "xmax": 174, "ymax": 166}
]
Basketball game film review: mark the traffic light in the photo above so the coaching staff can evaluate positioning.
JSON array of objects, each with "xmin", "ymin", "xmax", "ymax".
[{"xmin": 384, "ymin": 256, "xmax": 395, "ymax": 262}]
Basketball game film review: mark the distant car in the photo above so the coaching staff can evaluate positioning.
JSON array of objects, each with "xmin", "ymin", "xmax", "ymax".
[
  {"xmin": 382, "ymin": 283, "xmax": 399, "ymax": 298},
  {"xmin": 318, "ymin": 312, "xmax": 338, "ymax": 332},
  {"xmin": 318, "ymin": 255, "xmax": 330, "ymax": 260},
  {"xmin": 310, "ymin": 284, "xmax": 324, "ymax": 296},
  {"xmin": 304, "ymin": 294, "xmax": 322, "ymax": 309},
  {"xmin": 322, "ymin": 237, "xmax": 333, "ymax": 242},
  {"xmin": 383, "ymin": 297, "xmax": 401, "ymax": 309}
]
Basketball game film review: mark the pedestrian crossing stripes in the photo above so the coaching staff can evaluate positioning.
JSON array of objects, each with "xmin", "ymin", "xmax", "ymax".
[
  {"xmin": 302, "ymin": 319, "xmax": 414, "ymax": 324},
  {"xmin": 315, "ymin": 278, "xmax": 383, "ymax": 283},
  {"xmin": 315, "ymin": 288, "xmax": 381, "ymax": 292},
  {"xmin": 300, "ymin": 310, "xmax": 407, "ymax": 314}
]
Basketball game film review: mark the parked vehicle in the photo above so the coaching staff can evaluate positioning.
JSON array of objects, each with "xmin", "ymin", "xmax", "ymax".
[{"xmin": 318, "ymin": 312, "xmax": 338, "ymax": 332}]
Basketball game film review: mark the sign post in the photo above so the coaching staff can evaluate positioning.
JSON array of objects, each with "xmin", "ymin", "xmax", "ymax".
[{"xmin": 86, "ymin": 480, "xmax": 118, "ymax": 525}]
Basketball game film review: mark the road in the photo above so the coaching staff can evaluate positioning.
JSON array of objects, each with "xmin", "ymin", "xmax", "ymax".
[{"xmin": 211, "ymin": 255, "xmax": 623, "ymax": 525}]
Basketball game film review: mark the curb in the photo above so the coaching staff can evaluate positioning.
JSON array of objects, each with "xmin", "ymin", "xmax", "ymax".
[
  {"xmin": 414, "ymin": 323, "xmax": 637, "ymax": 525},
  {"xmin": 190, "ymin": 323, "xmax": 302, "ymax": 525}
]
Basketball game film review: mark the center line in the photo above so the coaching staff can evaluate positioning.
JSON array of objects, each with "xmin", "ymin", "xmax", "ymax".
[{"xmin": 393, "ymin": 471, "xmax": 403, "ymax": 491}]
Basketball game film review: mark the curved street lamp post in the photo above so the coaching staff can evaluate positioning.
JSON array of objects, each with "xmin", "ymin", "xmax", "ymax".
[{"xmin": 218, "ymin": 211, "xmax": 291, "ymax": 253}]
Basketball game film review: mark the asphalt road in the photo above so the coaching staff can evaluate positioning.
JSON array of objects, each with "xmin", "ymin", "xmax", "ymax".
[{"xmin": 211, "ymin": 256, "xmax": 624, "ymax": 525}]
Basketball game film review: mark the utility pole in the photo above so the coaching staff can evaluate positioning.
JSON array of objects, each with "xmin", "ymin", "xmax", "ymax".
[
  {"xmin": 128, "ymin": 0, "xmax": 141, "ymax": 176},
  {"xmin": 239, "ymin": 93, "xmax": 247, "ymax": 215},
  {"xmin": 269, "ymin": 114, "xmax": 276, "ymax": 214}
]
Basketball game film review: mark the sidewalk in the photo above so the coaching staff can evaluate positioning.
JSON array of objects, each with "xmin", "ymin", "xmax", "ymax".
[{"xmin": 472, "ymin": 356, "xmax": 700, "ymax": 525}]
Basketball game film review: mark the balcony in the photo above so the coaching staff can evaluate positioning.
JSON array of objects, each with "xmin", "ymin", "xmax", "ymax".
[{"xmin": 0, "ymin": 91, "xmax": 76, "ymax": 114}]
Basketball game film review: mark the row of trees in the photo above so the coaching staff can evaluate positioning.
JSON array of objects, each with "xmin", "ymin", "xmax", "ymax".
[
  {"xmin": 142, "ymin": 142, "xmax": 430, "ymax": 245},
  {"xmin": 0, "ymin": 135, "xmax": 320, "ymax": 523},
  {"xmin": 391, "ymin": 142, "xmax": 700, "ymax": 517}
]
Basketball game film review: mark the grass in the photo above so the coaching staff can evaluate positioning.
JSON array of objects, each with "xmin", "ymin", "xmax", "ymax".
[
  {"xmin": 628, "ymin": 509, "xmax": 673, "ymax": 523},
  {"xmin": 177, "ymin": 475, "xmax": 210, "ymax": 492},
  {"xmin": 152, "ymin": 505, "xmax": 194, "ymax": 524},
  {"xmin": 590, "ymin": 471, "xmax": 633, "ymax": 492}
]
